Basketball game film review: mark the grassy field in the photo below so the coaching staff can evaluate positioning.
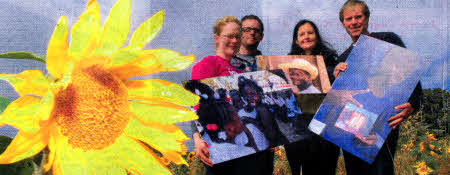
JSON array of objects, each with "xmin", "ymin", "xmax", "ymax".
[
  {"xmin": 169, "ymin": 111, "xmax": 449, "ymax": 175},
  {"xmin": 0, "ymin": 90, "xmax": 446, "ymax": 175}
]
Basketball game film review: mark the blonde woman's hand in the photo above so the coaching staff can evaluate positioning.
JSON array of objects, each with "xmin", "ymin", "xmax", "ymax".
[{"xmin": 193, "ymin": 132, "xmax": 213, "ymax": 166}]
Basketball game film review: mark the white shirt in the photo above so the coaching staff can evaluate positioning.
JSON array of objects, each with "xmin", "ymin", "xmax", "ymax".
[
  {"xmin": 300, "ymin": 84, "xmax": 321, "ymax": 94},
  {"xmin": 203, "ymin": 133, "xmax": 255, "ymax": 164},
  {"xmin": 238, "ymin": 108, "xmax": 257, "ymax": 119},
  {"xmin": 234, "ymin": 123, "xmax": 269, "ymax": 150}
]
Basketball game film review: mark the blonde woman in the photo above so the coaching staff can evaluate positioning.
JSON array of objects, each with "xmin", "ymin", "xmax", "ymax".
[{"xmin": 191, "ymin": 16, "xmax": 273, "ymax": 175}]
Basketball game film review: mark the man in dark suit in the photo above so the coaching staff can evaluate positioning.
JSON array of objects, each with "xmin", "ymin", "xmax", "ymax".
[{"xmin": 333, "ymin": 1, "xmax": 422, "ymax": 175}]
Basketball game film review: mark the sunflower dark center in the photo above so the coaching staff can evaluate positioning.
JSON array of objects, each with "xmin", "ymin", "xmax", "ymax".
[{"xmin": 52, "ymin": 65, "xmax": 130, "ymax": 150}]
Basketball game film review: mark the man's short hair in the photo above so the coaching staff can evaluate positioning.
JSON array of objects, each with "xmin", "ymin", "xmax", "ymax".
[
  {"xmin": 213, "ymin": 16, "xmax": 241, "ymax": 36},
  {"xmin": 339, "ymin": 0, "xmax": 370, "ymax": 23},
  {"xmin": 241, "ymin": 15, "xmax": 264, "ymax": 33}
]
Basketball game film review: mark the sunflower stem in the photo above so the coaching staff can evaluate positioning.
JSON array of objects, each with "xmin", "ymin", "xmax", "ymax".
[
  {"xmin": 32, "ymin": 148, "xmax": 48, "ymax": 175},
  {"xmin": 31, "ymin": 160, "xmax": 40, "ymax": 175}
]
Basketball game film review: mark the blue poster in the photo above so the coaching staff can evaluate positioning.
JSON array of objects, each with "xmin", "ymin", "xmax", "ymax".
[{"xmin": 308, "ymin": 35, "xmax": 429, "ymax": 163}]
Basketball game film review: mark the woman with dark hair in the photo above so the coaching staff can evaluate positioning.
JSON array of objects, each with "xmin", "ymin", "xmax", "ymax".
[
  {"xmin": 284, "ymin": 20, "xmax": 340, "ymax": 175},
  {"xmin": 288, "ymin": 19, "xmax": 338, "ymax": 83}
]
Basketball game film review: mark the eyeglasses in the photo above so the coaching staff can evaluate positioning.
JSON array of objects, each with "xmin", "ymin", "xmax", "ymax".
[
  {"xmin": 242, "ymin": 27, "xmax": 262, "ymax": 34},
  {"xmin": 220, "ymin": 34, "xmax": 241, "ymax": 40}
]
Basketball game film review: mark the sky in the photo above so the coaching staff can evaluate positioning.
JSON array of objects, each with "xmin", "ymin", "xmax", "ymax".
[
  {"xmin": 0, "ymin": 0, "xmax": 447, "ymax": 149},
  {"xmin": 0, "ymin": 0, "xmax": 447, "ymax": 92}
]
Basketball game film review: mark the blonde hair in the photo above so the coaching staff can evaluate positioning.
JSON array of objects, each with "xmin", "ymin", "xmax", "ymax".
[{"xmin": 213, "ymin": 16, "xmax": 241, "ymax": 35}]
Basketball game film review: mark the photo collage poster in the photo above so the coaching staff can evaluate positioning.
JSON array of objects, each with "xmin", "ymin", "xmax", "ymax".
[
  {"xmin": 183, "ymin": 70, "xmax": 306, "ymax": 164},
  {"xmin": 257, "ymin": 55, "xmax": 331, "ymax": 95},
  {"xmin": 308, "ymin": 35, "xmax": 429, "ymax": 163},
  {"xmin": 257, "ymin": 55, "xmax": 331, "ymax": 115}
]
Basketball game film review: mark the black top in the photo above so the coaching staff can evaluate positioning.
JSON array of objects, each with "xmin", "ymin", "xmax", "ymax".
[{"xmin": 337, "ymin": 32, "xmax": 423, "ymax": 112}]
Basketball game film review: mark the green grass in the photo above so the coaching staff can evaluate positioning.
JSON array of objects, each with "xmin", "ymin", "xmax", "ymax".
[{"xmin": 169, "ymin": 111, "xmax": 449, "ymax": 175}]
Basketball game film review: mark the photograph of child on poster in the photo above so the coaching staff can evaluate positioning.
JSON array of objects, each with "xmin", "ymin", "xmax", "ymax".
[{"xmin": 184, "ymin": 70, "xmax": 305, "ymax": 164}]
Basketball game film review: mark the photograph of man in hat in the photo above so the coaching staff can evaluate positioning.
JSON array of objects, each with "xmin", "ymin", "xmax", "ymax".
[{"xmin": 279, "ymin": 59, "xmax": 321, "ymax": 94}]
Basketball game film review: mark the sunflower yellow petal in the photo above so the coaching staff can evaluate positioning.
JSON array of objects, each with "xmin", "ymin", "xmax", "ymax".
[
  {"xmin": 94, "ymin": 0, "xmax": 131, "ymax": 57},
  {"xmin": 68, "ymin": 0, "xmax": 101, "ymax": 60},
  {"xmin": 81, "ymin": 148, "xmax": 127, "ymax": 175},
  {"xmin": 57, "ymin": 150, "xmax": 91, "ymax": 174},
  {"xmin": 0, "ymin": 94, "xmax": 52, "ymax": 133},
  {"xmin": 89, "ymin": 159, "xmax": 126, "ymax": 175},
  {"xmin": 44, "ymin": 130, "xmax": 56, "ymax": 171},
  {"xmin": 129, "ymin": 10, "xmax": 164, "ymax": 49},
  {"xmin": 110, "ymin": 48, "xmax": 141, "ymax": 66},
  {"xmin": 52, "ymin": 157, "xmax": 63, "ymax": 175},
  {"xmin": 64, "ymin": 133, "xmax": 125, "ymax": 174},
  {"xmin": 164, "ymin": 151, "xmax": 187, "ymax": 165},
  {"xmin": 113, "ymin": 135, "xmax": 171, "ymax": 175},
  {"xmin": 135, "ymin": 118, "xmax": 190, "ymax": 142},
  {"xmin": 125, "ymin": 118, "xmax": 188, "ymax": 153},
  {"xmin": 0, "ymin": 70, "xmax": 49, "ymax": 97},
  {"xmin": 0, "ymin": 130, "xmax": 48, "ymax": 163},
  {"xmin": 109, "ymin": 49, "xmax": 195, "ymax": 79},
  {"xmin": 49, "ymin": 61, "xmax": 73, "ymax": 92},
  {"xmin": 144, "ymin": 49, "xmax": 195, "ymax": 71},
  {"xmin": 50, "ymin": 127, "xmax": 66, "ymax": 175},
  {"xmin": 87, "ymin": 0, "xmax": 96, "ymax": 6},
  {"xmin": 131, "ymin": 101, "xmax": 197, "ymax": 124},
  {"xmin": 51, "ymin": 128, "xmax": 127, "ymax": 175},
  {"xmin": 44, "ymin": 123, "xmax": 65, "ymax": 172},
  {"xmin": 90, "ymin": 163, "xmax": 126, "ymax": 175},
  {"xmin": 109, "ymin": 53, "xmax": 162, "ymax": 80},
  {"xmin": 47, "ymin": 16, "xmax": 69, "ymax": 80},
  {"xmin": 126, "ymin": 79, "xmax": 199, "ymax": 106},
  {"xmin": 54, "ymin": 134, "xmax": 91, "ymax": 174}
]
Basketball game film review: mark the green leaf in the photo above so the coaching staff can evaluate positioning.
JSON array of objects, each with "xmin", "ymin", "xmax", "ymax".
[
  {"xmin": 0, "ymin": 135, "xmax": 34, "ymax": 175},
  {"xmin": 0, "ymin": 96, "xmax": 12, "ymax": 113},
  {"xmin": 0, "ymin": 52, "xmax": 45, "ymax": 63},
  {"xmin": 0, "ymin": 135, "xmax": 12, "ymax": 153}
]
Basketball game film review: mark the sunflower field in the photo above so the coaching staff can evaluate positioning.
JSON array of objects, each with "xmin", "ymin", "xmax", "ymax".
[
  {"xmin": 0, "ymin": 0, "xmax": 447, "ymax": 173},
  {"xmin": 0, "ymin": 81, "xmax": 448, "ymax": 175},
  {"xmin": 166, "ymin": 89, "xmax": 449, "ymax": 175}
]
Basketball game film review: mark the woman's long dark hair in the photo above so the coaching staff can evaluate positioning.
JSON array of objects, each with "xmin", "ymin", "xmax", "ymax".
[
  {"xmin": 288, "ymin": 20, "xmax": 338, "ymax": 83},
  {"xmin": 288, "ymin": 20, "xmax": 337, "ymax": 58}
]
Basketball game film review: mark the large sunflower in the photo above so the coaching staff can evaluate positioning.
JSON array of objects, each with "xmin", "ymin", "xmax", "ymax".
[{"xmin": 0, "ymin": 0, "xmax": 199, "ymax": 174}]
